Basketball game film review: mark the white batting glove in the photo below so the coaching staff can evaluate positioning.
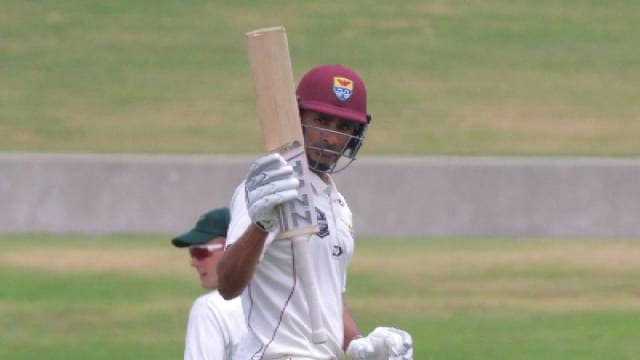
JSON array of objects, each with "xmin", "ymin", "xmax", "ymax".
[
  {"xmin": 245, "ymin": 153, "xmax": 300, "ymax": 231},
  {"xmin": 347, "ymin": 327, "xmax": 413, "ymax": 360}
]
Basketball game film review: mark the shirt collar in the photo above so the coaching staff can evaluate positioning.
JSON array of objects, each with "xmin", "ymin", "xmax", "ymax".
[{"xmin": 310, "ymin": 171, "xmax": 335, "ymax": 196}]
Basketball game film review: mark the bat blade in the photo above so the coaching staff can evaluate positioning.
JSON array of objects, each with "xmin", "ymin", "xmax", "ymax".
[{"xmin": 246, "ymin": 26, "xmax": 304, "ymax": 152}]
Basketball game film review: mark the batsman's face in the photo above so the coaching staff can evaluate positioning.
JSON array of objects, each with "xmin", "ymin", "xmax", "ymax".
[
  {"xmin": 301, "ymin": 110, "xmax": 359, "ymax": 168},
  {"xmin": 190, "ymin": 237, "xmax": 225, "ymax": 289}
]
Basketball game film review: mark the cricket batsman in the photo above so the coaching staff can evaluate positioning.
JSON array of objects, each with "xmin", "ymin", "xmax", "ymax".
[{"xmin": 217, "ymin": 64, "xmax": 413, "ymax": 359}]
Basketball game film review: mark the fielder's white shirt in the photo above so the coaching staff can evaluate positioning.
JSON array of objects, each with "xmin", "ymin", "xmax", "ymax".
[
  {"xmin": 184, "ymin": 290, "xmax": 247, "ymax": 360},
  {"xmin": 227, "ymin": 172, "xmax": 355, "ymax": 360}
]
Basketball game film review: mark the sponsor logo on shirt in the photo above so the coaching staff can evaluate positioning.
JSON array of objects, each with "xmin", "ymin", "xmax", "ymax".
[{"xmin": 316, "ymin": 208, "xmax": 330, "ymax": 238}]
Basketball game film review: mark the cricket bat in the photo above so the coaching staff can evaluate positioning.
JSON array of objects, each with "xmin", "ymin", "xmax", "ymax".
[{"xmin": 246, "ymin": 26, "xmax": 328, "ymax": 344}]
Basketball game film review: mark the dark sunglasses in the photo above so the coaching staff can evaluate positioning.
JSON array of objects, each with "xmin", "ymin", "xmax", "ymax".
[{"xmin": 189, "ymin": 244, "xmax": 224, "ymax": 260}]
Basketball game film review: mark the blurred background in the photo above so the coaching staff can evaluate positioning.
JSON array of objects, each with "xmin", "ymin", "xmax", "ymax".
[
  {"xmin": 1, "ymin": 0, "xmax": 639, "ymax": 359},
  {"xmin": 3, "ymin": 0, "xmax": 639, "ymax": 155}
]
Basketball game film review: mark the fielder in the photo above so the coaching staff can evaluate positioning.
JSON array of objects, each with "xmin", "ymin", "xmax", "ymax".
[
  {"xmin": 217, "ymin": 65, "xmax": 413, "ymax": 360},
  {"xmin": 172, "ymin": 207, "xmax": 247, "ymax": 360}
]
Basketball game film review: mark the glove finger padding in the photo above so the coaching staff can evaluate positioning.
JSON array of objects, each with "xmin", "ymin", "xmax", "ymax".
[
  {"xmin": 246, "ymin": 153, "xmax": 288, "ymax": 189},
  {"xmin": 247, "ymin": 188, "xmax": 299, "ymax": 225},
  {"xmin": 346, "ymin": 336, "xmax": 376, "ymax": 360},
  {"xmin": 369, "ymin": 327, "xmax": 413, "ymax": 360},
  {"xmin": 245, "ymin": 153, "xmax": 300, "ymax": 231},
  {"xmin": 246, "ymin": 165, "xmax": 295, "ymax": 193},
  {"xmin": 246, "ymin": 177, "xmax": 299, "ymax": 205}
]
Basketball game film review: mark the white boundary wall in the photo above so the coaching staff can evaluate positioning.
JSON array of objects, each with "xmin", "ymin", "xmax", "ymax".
[{"xmin": 1, "ymin": 154, "xmax": 639, "ymax": 238}]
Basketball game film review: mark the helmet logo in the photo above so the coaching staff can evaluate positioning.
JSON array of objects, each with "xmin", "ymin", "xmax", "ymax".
[{"xmin": 332, "ymin": 76, "xmax": 353, "ymax": 102}]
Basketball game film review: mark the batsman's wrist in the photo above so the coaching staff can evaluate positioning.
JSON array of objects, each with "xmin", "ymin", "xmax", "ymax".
[{"xmin": 254, "ymin": 221, "xmax": 269, "ymax": 232}]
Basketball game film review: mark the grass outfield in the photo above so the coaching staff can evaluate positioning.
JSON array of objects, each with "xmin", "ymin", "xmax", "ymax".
[
  {"xmin": 2, "ymin": 0, "xmax": 639, "ymax": 155},
  {"xmin": 1, "ymin": 235, "xmax": 640, "ymax": 359}
]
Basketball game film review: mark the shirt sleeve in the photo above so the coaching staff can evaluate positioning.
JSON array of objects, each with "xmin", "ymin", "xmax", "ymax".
[
  {"xmin": 184, "ymin": 296, "xmax": 227, "ymax": 360},
  {"xmin": 226, "ymin": 182, "xmax": 251, "ymax": 249},
  {"xmin": 226, "ymin": 181, "xmax": 278, "ymax": 258}
]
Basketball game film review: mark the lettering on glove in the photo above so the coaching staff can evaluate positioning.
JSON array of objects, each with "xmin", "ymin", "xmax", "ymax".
[
  {"xmin": 245, "ymin": 153, "xmax": 300, "ymax": 231},
  {"xmin": 346, "ymin": 327, "xmax": 413, "ymax": 360}
]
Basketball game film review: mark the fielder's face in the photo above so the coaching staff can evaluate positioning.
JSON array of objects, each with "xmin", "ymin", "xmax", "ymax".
[
  {"xmin": 189, "ymin": 237, "xmax": 225, "ymax": 289},
  {"xmin": 301, "ymin": 110, "xmax": 359, "ymax": 171}
]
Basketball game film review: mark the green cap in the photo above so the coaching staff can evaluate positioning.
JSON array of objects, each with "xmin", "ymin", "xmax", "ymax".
[{"xmin": 172, "ymin": 208, "xmax": 230, "ymax": 248}]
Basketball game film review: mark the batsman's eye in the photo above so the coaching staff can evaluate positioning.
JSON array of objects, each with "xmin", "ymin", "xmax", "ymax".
[
  {"xmin": 313, "ymin": 116, "xmax": 330, "ymax": 125},
  {"xmin": 337, "ymin": 122, "xmax": 358, "ymax": 134}
]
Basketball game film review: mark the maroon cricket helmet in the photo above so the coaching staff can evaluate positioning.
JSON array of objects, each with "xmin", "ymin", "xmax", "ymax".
[{"xmin": 296, "ymin": 64, "xmax": 371, "ymax": 124}]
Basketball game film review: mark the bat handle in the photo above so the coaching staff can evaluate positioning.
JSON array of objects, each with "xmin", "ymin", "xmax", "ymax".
[{"xmin": 293, "ymin": 235, "xmax": 328, "ymax": 344}]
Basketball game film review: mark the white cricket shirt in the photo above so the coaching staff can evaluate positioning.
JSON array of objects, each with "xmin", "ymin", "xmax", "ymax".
[
  {"xmin": 184, "ymin": 290, "xmax": 247, "ymax": 360},
  {"xmin": 227, "ymin": 172, "xmax": 355, "ymax": 360}
]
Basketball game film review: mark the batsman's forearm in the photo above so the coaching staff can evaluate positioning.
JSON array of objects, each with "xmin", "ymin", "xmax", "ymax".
[
  {"xmin": 217, "ymin": 224, "xmax": 268, "ymax": 300},
  {"xmin": 343, "ymin": 303, "xmax": 361, "ymax": 351}
]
